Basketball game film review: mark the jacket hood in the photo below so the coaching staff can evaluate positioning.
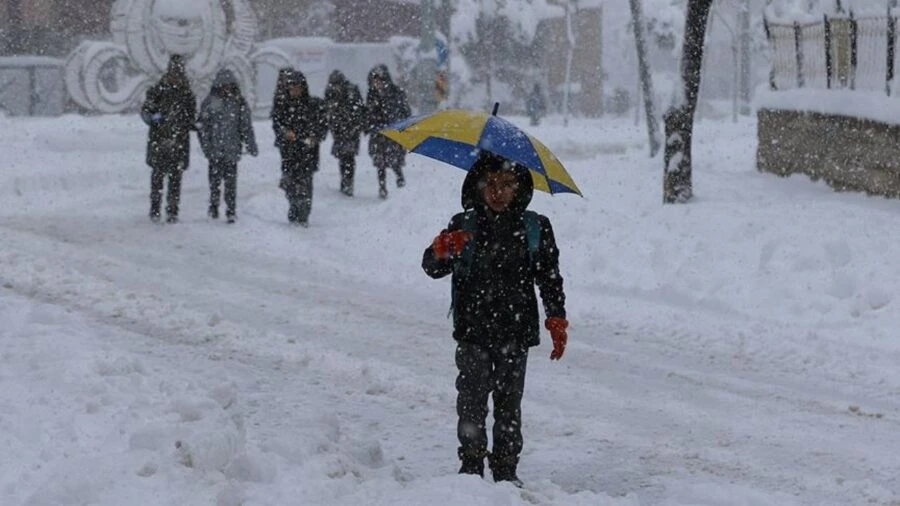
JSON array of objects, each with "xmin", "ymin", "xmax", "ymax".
[
  {"xmin": 367, "ymin": 64, "xmax": 394, "ymax": 88},
  {"xmin": 211, "ymin": 68, "xmax": 239, "ymax": 91},
  {"xmin": 328, "ymin": 70, "xmax": 347, "ymax": 86},
  {"xmin": 167, "ymin": 54, "xmax": 186, "ymax": 74},
  {"xmin": 460, "ymin": 151, "xmax": 534, "ymax": 214},
  {"xmin": 285, "ymin": 70, "xmax": 309, "ymax": 99}
]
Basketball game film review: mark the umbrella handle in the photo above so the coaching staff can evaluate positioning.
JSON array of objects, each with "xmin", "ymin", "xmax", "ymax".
[{"xmin": 491, "ymin": 102, "xmax": 499, "ymax": 116}]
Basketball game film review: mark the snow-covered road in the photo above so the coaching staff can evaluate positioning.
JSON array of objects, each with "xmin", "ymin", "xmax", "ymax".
[{"xmin": 1, "ymin": 113, "xmax": 898, "ymax": 505}]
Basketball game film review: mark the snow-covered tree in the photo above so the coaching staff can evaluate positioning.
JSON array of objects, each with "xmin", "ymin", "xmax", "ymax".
[
  {"xmin": 457, "ymin": 5, "xmax": 539, "ymax": 110},
  {"xmin": 663, "ymin": 0, "xmax": 714, "ymax": 204}
]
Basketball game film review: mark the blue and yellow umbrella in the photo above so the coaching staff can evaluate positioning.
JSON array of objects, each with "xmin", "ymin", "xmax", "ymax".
[{"xmin": 380, "ymin": 106, "xmax": 582, "ymax": 196}]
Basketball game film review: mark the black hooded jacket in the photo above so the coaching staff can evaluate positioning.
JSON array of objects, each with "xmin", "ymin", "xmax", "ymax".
[
  {"xmin": 422, "ymin": 154, "xmax": 566, "ymax": 347},
  {"xmin": 365, "ymin": 65, "xmax": 410, "ymax": 168},
  {"xmin": 196, "ymin": 69, "xmax": 256, "ymax": 164},
  {"xmin": 270, "ymin": 70, "xmax": 327, "ymax": 167},
  {"xmin": 140, "ymin": 56, "xmax": 196, "ymax": 170},
  {"xmin": 324, "ymin": 70, "xmax": 365, "ymax": 157}
]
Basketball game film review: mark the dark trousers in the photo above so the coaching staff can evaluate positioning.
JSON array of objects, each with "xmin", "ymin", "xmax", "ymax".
[
  {"xmin": 282, "ymin": 160, "xmax": 314, "ymax": 224},
  {"xmin": 338, "ymin": 154, "xmax": 356, "ymax": 194},
  {"xmin": 455, "ymin": 341, "xmax": 528, "ymax": 464},
  {"xmin": 209, "ymin": 160, "xmax": 238, "ymax": 217},
  {"xmin": 376, "ymin": 164, "xmax": 404, "ymax": 190},
  {"xmin": 150, "ymin": 165, "xmax": 183, "ymax": 219}
]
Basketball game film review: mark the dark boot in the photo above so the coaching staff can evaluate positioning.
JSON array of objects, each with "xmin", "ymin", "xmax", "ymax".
[
  {"xmin": 208, "ymin": 206, "xmax": 219, "ymax": 219},
  {"xmin": 458, "ymin": 448, "xmax": 486, "ymax": 478},
  {"xmin": 489, "ymin": 454, "xmax": 522, "ymax": 486}
]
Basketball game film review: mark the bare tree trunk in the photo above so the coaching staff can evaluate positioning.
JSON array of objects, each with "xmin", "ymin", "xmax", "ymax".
[
  {"xmin": 629, "ymin": 0, "xmax": 661, "ymax": 156},
  {"xmin": 663, "ymin": 0, "xmax": 713, "ymax": 204}
]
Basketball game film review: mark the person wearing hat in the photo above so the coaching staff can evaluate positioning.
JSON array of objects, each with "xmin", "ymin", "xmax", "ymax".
[
  {"xmin": 421, "ymin": 151, "xmax": 569, "ymax": 486},
  {"xmin": 140, "ymin": 54, "xmax": 197, "ymax": 224}
]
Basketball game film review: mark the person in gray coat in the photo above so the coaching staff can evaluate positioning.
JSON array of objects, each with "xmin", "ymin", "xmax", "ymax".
[{"xmin": 196, "ymin": 68, "xmax": 258, "ymax": 223}]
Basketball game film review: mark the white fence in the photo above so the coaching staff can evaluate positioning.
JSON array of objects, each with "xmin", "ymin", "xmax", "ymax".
[
  {"xmin": 0, "ymin": 57, "xmax": 66, "ymax": 116},
  {"xmin": 766, "ymin": 14, "xmax": 900, "ymax": 95}
]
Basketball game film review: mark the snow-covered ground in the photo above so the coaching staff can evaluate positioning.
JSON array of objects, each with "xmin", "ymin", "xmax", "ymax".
[{"xmin": 1, "ymin": 111, "xmax": 899, "ymax": 506}]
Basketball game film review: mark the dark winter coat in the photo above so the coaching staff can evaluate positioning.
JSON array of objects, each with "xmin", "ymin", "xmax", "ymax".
[
  {"xmin": 365, "ymin": 65, "xmax": 411, "ymax": 168},
  {"xmin": 324, "ymin": 70, "xmax": 365, "ymax": 158},
  {"xmin": 422, "ymin": 154, "xmax": 566, "ymax": 348},
  {"xmin": 141, "ymin": 72, "xmax": 196, "ymax": 170},
  {"xmin": 270, "ymin": 71, "xmax": 328, "ymax": 171},
  {"xmin": 196, "ymin": 69, "xmax": 257, "ymax": 164}
]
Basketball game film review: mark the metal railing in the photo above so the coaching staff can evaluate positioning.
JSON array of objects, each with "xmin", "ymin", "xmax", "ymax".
[{"xmin": 765, "ymin": 13, "xmax": 899, "ymax": 95}]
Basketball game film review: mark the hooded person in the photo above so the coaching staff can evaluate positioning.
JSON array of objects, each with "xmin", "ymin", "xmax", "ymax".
[
  {"xmin": 270, "ymin": 69, "xmax": 327, "ymax": 226},
  {"xmin": 196, "ymin": 68, "xmax": 258, "ymax": 223},
  {"xmin": 525, "ymin": 83, "xmax": 546, "ymax": 127},
  {"xmin": 364, "ymin": 64, "xmax": 411, "ymax": 199},
  {"xmin": 140, "ymin": 54, "xmax": 197, "ymax": 223},
  {"xmin": 324, "ymin": 70, "xmax": 365, "ymax": 196},
  {"xmin": 421, "ymin": 151, "xmax": 569, "ymax": 485}
]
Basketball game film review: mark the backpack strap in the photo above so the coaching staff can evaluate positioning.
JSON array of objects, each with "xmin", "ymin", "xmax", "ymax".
[{"xmin": 522, "ymin": 210, "xmax": 541, "ymax": 263}]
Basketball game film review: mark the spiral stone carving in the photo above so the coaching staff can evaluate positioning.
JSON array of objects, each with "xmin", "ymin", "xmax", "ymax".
[{"xmin": 65, "ymin": 0, "xmax": 281, "ymax": 114}]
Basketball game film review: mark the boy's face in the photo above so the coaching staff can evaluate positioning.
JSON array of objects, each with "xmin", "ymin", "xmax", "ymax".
[
  {"xmin": 481, "ymin": 171, "xmax": 519, "ymax": 213},
  {"xmin": 288, "ymin": 84, "xmax": 303, "ymax": 98}
]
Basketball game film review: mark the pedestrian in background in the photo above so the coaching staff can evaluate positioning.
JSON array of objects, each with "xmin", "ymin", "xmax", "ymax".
[
  {"xmin": 324, "ymin": 70, "xmax": 365, "ymax": 197},
  {"xmin": 271, "ymin": 70, "xmax": 327, "ymax": 227},
  {"xmin": 140, "ymin": 54, "xmax": 196, "ymax": 224},
  {"xmin": 196, "ymin": 68, "xmax": 258, "ymax": 224},
  {"xmin": 365, "ymin": 64, "xmax": 411, "ymax": 199}
]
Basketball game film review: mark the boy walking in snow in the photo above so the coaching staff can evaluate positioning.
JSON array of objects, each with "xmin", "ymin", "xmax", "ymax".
[
  {"xmin": 196, "ymin": 68, "xmax": 258, "ymax": 223},
  {"xmin": 421, "ymin": 152, "xmax": 569, "ymax": 485}
]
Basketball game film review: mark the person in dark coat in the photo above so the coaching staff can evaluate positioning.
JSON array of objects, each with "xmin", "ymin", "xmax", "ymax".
[
  {"xmin": 365, "ymin": 64, "xmax": 411, "ymax": 199},
  {"xmin": 526, "ymin": 83, "xmax": 546, "ymax": 127},
  {"xmin": 196, "ymin": 68, "xmax": 258, "ymax": 223},
  {"xmin": 270, "ymin": 70, "xmax": 327, "ymax": 227},
  {"xmin": 140, "ymin": 54, "xmax": 196, "ymax": 223},
  {"xmin": 272, "ymin": 67, "xmax": 294, "ymax": 116},
  {"xmin": 421, "ymin": 151, "xmax": 569, "ymax": 485},
  {"xmin": 324, "ymin": 70, "xmax": 365, "ymax": 197}
]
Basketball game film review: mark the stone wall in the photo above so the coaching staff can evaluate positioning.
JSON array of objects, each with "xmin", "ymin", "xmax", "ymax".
[{"xmin": 757, "ymin": 108, "xmax": 900, "ymax": 197}]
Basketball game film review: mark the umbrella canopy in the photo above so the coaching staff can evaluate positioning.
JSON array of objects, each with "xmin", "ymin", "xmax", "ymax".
[{"xmin": 380, "ymin": 108, "xmax": 582, "ymax": 196}]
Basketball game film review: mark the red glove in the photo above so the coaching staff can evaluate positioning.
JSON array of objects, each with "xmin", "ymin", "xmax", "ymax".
[
  {"xmin": 432, "ymin": 230, "xmax": 473, "ymax": 260},
  {"xmin": 545, "ymin": 317, "xmax": 568, "ymax": 360}
]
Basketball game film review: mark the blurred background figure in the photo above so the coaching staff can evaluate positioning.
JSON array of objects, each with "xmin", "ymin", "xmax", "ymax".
[
  {"xmin": 526, "ymin": 83, "xmax": 546, "ymax": 127},
  {"xmin": 324, "ymin": 70, "xmax": 365, "ymax": 197},
  {"xmin": 365, "ymin": 64, "xmax": 410, "ymax": 199}
]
